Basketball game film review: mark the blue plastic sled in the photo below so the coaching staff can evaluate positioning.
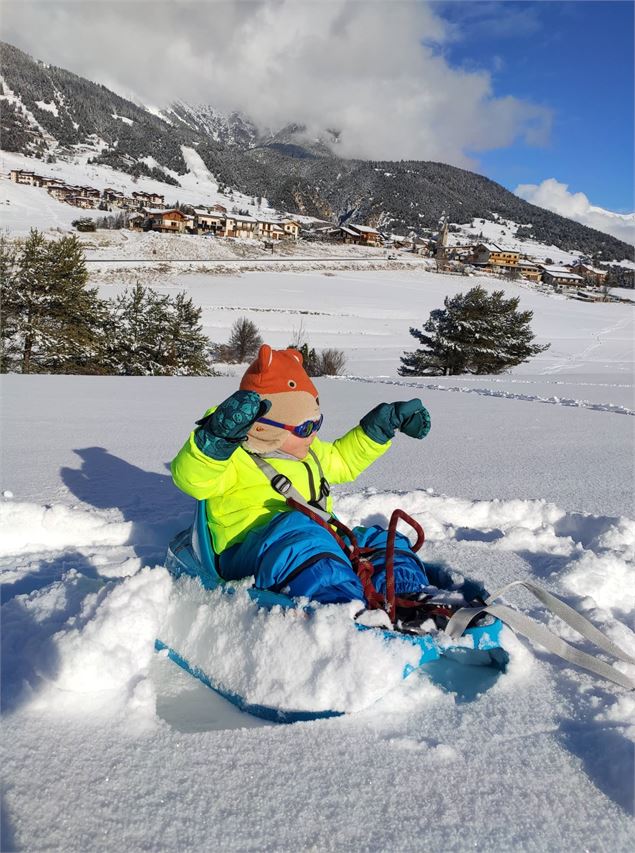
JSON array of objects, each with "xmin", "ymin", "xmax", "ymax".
[{"xmin": 158, "ymin": 501, "xmax": 508, "ymax": 722}]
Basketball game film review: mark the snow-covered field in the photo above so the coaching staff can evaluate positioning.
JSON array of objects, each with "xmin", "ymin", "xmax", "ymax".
[
  {"xmin": 99, "ymin": 267, "xmax": 635, "ymax": 379},
  {"xmin": 2, "ymin": 267, "xmax": 635, "ymax": 850}
]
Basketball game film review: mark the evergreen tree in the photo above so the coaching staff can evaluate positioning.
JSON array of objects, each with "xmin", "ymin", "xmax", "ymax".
[
  {"xmin": 102, "ymin": 283, "xmax": 171, "ymax": 375},
  {"xmin": 399, "ymin": 286, "xmax": 549, "ymax": 376},
  {"xmin": 289, "ymin": 342, "xmax": 320, "ymax": 376},
  {"xmin": 0, "ymin": 230, "xmax": 104, "ymax": 374},
  {"xmin": 102, "ymin": 284, "xmax": 212, "ymax": 376},
  {"xmin": 163, "ymin": 292, "xmax": 212, "ymax": 375}
]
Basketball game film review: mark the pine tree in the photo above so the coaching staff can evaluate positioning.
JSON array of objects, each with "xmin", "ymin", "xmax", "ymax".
[
  {"xmin": 399, "ymin": 286, "xmax": 549, "ymax": 376},
  {"xmin": 290, "ymin": 342, "xmax": 319, "ymax": 376},
  {"xmin": 163, "ymin": 292, "xmax": 212, "ymax": 375},
  {"xmin": 0, "ymin": 230, "xmax": 104, "ymax": 374},
  {"xmin": 102, "ymin": 284, "xmax": 213, "ymax": 376},
  {"xmin": 102, "ymin": 283, "xmax": 171, "ymax": 375}
]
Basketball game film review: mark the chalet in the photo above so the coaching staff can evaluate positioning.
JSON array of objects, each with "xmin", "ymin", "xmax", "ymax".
[
  {"xmin": 388, "ymin": 235, "xmax": 413, "ymax": 250},
  {"xmin": 470, "ymin": 243, "xmax": 520, "ymax": 270},
  {"xmin": 444, "ymin": 243, "xmax": 475, "ymax": 261},
  {"xmin": 127, "ymin": 212, "xmax": 146, "ymax": 230},
  {"xmin": 69, "ymin": 195, "xmax": 98, "ymax": 209},
  {"xmin": 41, "ymin": 177, "xmax": 66, "ymax": 189},
  {"xmin": 194, "ymin": 209, "xmax": 226, "ymax": 235},
  {"xmin": 223, "ymin": 215, "xmax": 258, "ymax": 239},
  {"xmin": 257, "ymin": 218, "xmax": 285, "ymax": 240},
  {"xmin": 144, "ymin": 208, "xmax": 194, "ymax": 234},
  {"xmin": 279, "ymin": 218, "xmax": 301, "ymax": 239},
  {"xmin": 47, "ymin": 184, "xmax": 76, "ymax": 201},
  {"xmin": 78, "ymin": 186, "xmax": 100, "ymax": 199},
  {"xmin": 568, "ymin": 262, "xmax": 608, "ymax": 285},
  {"xmin": 413, "ymin": 237, "xmax": 432, "ymax": 256},
  {"xmin": 540, "ymin": 266, "xmax": 584, "ymax": 287},
  {"xmin": 132, "ymin": 190, "xmax": 164, "ymax": 207},
  {"xmin": 10, "ymin": 169, "xmax": 43, "ymax": 187},
  {"xmin": 337, "ymin": 225, "xmax": 364, "ymax": 244},
  {"xmin": 103, "ymin": 188, "xmax": 125, "ymax": 204},
  {"xmin": 301, "ymin": 225, "xmax": 334, "ymax": 241},
  {"xmin": 347, "ymin": 223, "xmax": 382, "ymax": 247},
  {"xmin": 516, "ymin": 260, "xmax": 542, "ymax": 282}
]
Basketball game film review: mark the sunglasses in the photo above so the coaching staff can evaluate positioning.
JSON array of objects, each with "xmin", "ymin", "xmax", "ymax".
[{"xmin": 256, "ymin": 414, "xmax": 324, "ymax": 438}]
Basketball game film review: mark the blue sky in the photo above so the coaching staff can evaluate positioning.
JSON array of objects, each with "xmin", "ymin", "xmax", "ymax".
[{"xmin": 436, "ymin": 0, "xmax": 634, "ymax": 212}]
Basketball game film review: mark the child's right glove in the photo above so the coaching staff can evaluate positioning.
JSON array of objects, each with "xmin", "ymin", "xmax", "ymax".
[
  {"xmin": 194, "ymin": 390, "xmax": 271, "ymax": 460},
  {"xmin": 360, "ymin": 399, "xmax": 431, "ymax": 444}
]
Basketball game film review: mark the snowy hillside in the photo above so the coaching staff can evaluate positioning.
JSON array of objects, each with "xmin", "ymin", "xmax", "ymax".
[
  {"xmin": 0, "ymin": 148, "xmax": 277, "ymax": 235},
  {"xmin": 2, "ymin": 267, "xmax": 634, "ymax": 850}
]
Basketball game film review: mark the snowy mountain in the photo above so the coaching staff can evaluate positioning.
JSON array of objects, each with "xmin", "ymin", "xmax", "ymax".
[
  {"xmin": 160, "ymin": 101, "xmax": 260, "ymax": 149},
  {"xmin": 1, "ymin": 40, "xmax": 633, "ymax": 262}
]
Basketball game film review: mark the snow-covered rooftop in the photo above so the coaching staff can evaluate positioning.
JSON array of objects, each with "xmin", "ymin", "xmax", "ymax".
[
  {"xmin": 350, "ymin": 224, "xmax": 380, "ymax": 234},
  {"xmin": 543, "ymin": 268, "xmax": 583, "ymax": 280}
]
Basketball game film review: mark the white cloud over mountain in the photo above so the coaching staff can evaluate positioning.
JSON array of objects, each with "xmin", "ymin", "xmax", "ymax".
[
  {"xmin": 515, "ymin": 179, "xmax": 635, "ymax": 245},
  {"xmin": 2, "ymin": 0, "xmax": 551, "ymax": 167}
]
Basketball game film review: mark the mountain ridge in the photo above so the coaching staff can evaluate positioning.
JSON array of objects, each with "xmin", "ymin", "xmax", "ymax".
[{"xmin": 1, "ymin": 40, "xmax": 632, "ymax": 261}]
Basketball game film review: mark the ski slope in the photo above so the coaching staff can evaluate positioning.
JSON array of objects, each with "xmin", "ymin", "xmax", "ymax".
[{"xmin": 1, "ymin": 269, "xmax": 634, "ymax": 850}]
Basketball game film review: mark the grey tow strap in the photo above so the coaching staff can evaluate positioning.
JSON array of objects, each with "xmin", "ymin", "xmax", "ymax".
[
  {"xmin": 246, "ymin": 450, "xmax": 332, "ymax": 523},
  {"xmin": 446, "ymin": 580, "xmax": 635, "ymax": 690}
]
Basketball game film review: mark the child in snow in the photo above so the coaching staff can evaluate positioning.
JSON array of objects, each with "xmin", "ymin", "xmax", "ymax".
[{"xmin": 171, "ymin": 344, "xmax": 431, "ymax": 605}]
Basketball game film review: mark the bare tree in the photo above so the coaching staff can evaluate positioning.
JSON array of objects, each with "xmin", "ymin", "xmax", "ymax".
[
  {"xmin": 289, "ymin": 319, "xmax": 308, "ymax": 350},
  {"xmin": 317, "ymin": 348, "xmax": 346, "ymax": 376}
]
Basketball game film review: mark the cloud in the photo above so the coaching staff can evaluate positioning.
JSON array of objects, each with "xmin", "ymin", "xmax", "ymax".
[
  {"xmin": 1, "ymin": 0, "xmax": 552, "ymax": 166},
  {"xmin": 515, "ymin": 179, "xmax": 635, "ymax": 246},
  {"xmin": 438, "ymin": 0, "xmax": 543, "ymax": 41}
]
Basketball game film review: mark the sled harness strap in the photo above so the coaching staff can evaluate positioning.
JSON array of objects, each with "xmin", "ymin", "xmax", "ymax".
[
  {"xmin": 248, "ymin": 450, "xmax": 443, "ymax": 622},
  {"xmin": 285, "ymin": 497, "xmax": 426, "ymax": 622},
  {"xmin": 247, "ymin": 451, "xmax": 331, "ymax": 522},
  {"xmin": 446, "ymin": 580, "xmax": 635, "ymax": 691}
]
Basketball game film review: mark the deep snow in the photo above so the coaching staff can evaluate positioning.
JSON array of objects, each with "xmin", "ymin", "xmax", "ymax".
[{"xmin": 1, "ymin": 267, "xmax": 634, "ymax": 851}]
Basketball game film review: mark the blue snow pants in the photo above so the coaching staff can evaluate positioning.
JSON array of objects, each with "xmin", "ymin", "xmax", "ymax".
[{"xmin": 218, "ymin": 511, "xmax": 428, "ymax": 605}]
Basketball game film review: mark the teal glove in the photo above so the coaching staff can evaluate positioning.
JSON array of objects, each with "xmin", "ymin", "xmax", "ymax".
[
  {"xmin": 194, "ymin": 390, "xmax": 271, "ymax": 460},
  {"xmin": 360, "ymin": 399, "xmax": 431, "ymax": 444}
]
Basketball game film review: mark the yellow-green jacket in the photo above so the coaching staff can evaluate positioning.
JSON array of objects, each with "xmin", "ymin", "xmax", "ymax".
[{"xmin": 171, "ymin": 419, "xmax": 390, "ymax": 554}]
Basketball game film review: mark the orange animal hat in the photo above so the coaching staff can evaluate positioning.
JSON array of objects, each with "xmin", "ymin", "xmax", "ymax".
[{"xmin": 240, "ymin": 344, "xmax": 320, "ymax": 454}]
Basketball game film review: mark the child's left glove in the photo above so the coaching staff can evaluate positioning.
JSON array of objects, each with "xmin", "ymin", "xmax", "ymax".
[{"xmin": 360, "ymin": 399, "xmax": 431, "ymax": 444}]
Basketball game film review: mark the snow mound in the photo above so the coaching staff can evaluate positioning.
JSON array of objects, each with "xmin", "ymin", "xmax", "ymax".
[
  {"xmin": 158, "ymin": 578, "xmax": 429, "ymax": 714},
  {"xmin": 0, "ymin": 500, "xmax": 133, "ymax": 556},
  {"xmin": 3, "ymin": 488, "xmax": 633, "ymax": 723},
  {"xmin": 36, "ymin": 567, "xmax": 172, "ymax": 716}
]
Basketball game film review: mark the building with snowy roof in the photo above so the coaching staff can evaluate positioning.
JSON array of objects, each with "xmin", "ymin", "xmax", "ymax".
[
  {"xmin": 144, "ymin": 208, "xmax": 195, "ymax": 233},
  {"xmin": 335, "ymin": 223, "xmax": 383, "ymax": 247},
  {"xmin": 470, "ymin": 243, "xmax": 520, "ymax": 270},
  {"xmin": 568, "ymin": 262, "xmax": 608, "ymax": 284},
  {"xmin": 540, "ymin": 266, "xmax": 584, "ymax": 287}
]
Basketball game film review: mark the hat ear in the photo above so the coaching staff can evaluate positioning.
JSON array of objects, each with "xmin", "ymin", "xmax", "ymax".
[
  {"xmin": 287, "ymin": 348, "xmax": 303, "ymax": 365},
  {"xmin": 257, "ymin": 344, "xmax": 273, "ymax": 371}
]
